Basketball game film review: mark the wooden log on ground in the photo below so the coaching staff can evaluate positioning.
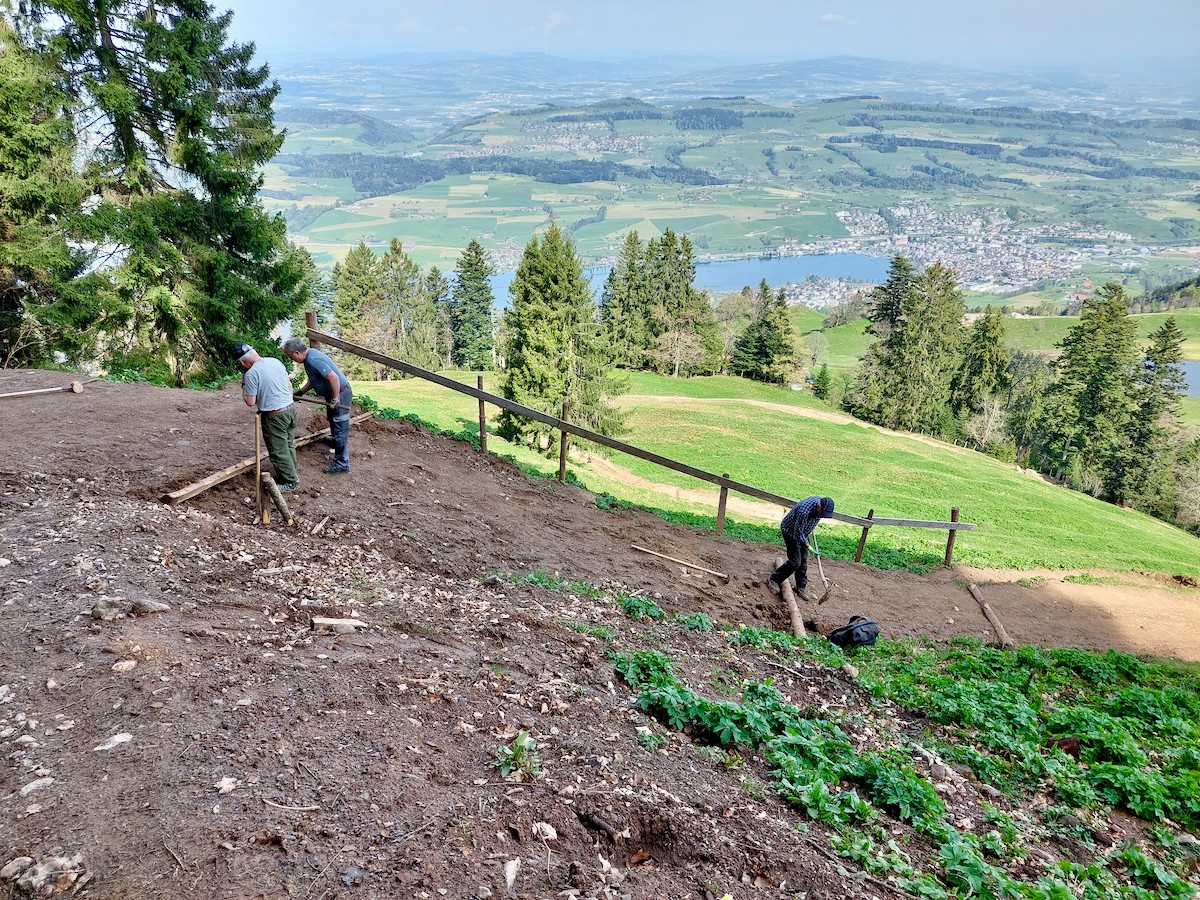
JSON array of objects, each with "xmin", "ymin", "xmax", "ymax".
[
  {"xmin": 631, "ymin": 544, "xmax": 727, "ymax": 581},
  {"xmin": 967, "ymin": 583, "xmax": 1014, "ymax": 649},
  {"xmin": 775, "ymin": 556, "xmax": 807, "ymax": 639},
  {"xmin": 261, "ymin": 472, "xmax": 294, "ymax": 526},
  {"xmin": 161, "ymin": 412, "xmax": 373, "ymax": 504},
  {"xmin": 312, "ymin": 616, "xmax": 367, "ymax": 633}
]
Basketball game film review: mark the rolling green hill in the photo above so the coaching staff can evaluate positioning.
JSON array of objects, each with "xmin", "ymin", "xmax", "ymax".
[{"xmin": 353, "ymin": 370, "xmax": 1200, "ymax": 576}]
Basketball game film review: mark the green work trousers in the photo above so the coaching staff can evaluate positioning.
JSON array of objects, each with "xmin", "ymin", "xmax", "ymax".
[{"xmin": 259, "ymin": 406, "xmax": 298, "ymax": 485}]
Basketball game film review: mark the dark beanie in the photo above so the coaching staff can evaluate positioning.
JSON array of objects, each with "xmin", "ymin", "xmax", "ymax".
[{"xmin": 822, "ymin": 497, "xmax": 835, "ymax": 517}]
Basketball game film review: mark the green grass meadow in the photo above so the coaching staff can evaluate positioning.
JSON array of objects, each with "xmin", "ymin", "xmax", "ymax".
[{"xmin": 353, "ymin": 370, "xmax": 1200, "ymax": 576}]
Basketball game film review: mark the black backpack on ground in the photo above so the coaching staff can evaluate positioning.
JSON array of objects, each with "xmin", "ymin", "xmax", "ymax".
[{"xmin": 828, "ymin": 616, "xmax": 880, "ymax": 648}]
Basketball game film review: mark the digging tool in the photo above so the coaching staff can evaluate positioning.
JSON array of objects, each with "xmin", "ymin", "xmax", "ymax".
[
  {"xmin": 809, "ymin": 534, "xmax": 834, "ymax": 604},
  {"xmin": 0, "ymin": 381, "xmax": 84, "ymax": 400},
  {"xmin": 631, "ymin": 544, "xmax": 728, "ymax": 582},
  {"xmin": 294, "ymin": 395, "xmax": 350, "ymax": 411}
]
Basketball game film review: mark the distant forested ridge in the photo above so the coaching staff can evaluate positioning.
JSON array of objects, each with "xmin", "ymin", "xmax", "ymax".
[
  {"xmin": 278, "ymin": 152, "xmax": 721, "ymax": 194},
  {"xmin": 277, "ymin": 108, "xmax": 415, "ymax": 144}
]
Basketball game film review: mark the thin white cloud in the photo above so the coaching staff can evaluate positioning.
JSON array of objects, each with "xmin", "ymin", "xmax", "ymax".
[
  {"xmin": 821, "ymin": 12, "xmax": 858, "ymax": 25},
  {"xmin": 395, "ymin": 18, "xmax": 419, "ymax": 34}
]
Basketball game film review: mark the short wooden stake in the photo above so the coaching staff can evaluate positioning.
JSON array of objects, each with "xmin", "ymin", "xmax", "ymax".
[
  {"xmin": 477, "ymin": 375, "xmax": 488, "ymax": 455},
  {"xmin": 968, "ymin": 583, "xmax": 1014, "ymax": 649},
  {"xmin": 305, "ymin": 310, "xmax": 318, "ymax": 348},
  {"xmin": 854, "ymin": 508, "xmax": 874, "ymax": 563},
  {"xmin": 944, "ymin": 507, "xmax": 960, "ymax": 566},
  {"xmin": 254, "ymin": 417, "xmax": 264, "ymax": 523},
  {"xmin": 715, "ymin": 473, "xmax": 729, "ymax": 536},
  {"xmin": 557, "ymin": 398, "xmax": 570, "ymax": 483}
]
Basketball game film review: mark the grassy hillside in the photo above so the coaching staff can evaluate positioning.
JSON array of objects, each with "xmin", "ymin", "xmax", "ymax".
[
  {"xmin": 1002, "ymin": 308, "xmax": 1200, "ymax": 359},
  {"xmin": 353, "ymin": 370, "xmax": 1200, "ymax": 576}
]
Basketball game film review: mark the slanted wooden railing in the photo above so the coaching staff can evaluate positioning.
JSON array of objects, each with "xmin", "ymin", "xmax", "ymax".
[{"xmin": 307, "ymin": 322, "xmax": 977, "ymax": 564}]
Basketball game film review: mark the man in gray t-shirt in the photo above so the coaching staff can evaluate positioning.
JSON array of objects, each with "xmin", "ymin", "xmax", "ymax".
[{"xmin": 234, "ymin": 342, "xmax": 298, "ymax": 489}]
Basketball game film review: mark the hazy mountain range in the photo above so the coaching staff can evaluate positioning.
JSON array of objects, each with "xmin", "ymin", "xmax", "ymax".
[{"xmin": 271, "ymin": 52, "xmax": 1200, "ymax": 127}]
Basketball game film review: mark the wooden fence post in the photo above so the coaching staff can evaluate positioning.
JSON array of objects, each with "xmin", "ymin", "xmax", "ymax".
[
  {"xmin": 477, "ymin": 375, "xmax": 488, "ymax": 456},
  {"xmin": 855, "ymin": 508, "xmax": 874, "ymax": 563},
  {"xmin": 305, "ymin": 310, "xmax": 317, "ymax": 348},
  {"xmin": 944, "ymin": 507, "xmax": 960, "ymax": 566},
  {"xmin": 716, "ymin": 473, "xmax": 730, "ymax": 536},
  {"xmin": 557, "ymin": 398, "xmax": 570, "ymax": 483}
]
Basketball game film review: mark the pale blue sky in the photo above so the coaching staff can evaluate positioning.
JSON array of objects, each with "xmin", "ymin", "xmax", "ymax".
[{"xmin": 222, "ymin": 0, "xmax": 1200, "ymax": 71}]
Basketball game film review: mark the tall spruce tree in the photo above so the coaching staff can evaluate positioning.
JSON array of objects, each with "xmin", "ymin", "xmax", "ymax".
[
  {"xmin": 375, "ymin": 239, "xmax": 437, "ymax": 371},
  {"xmin": 644, "ymin": 229, "xmax": 720, "ymax": 377},
  {"xmin": 951, "ymin": 305, "xmax": 1011, "ymax": 416},
  {"xmin": 598, "ymin": 231, "xmax": 650, "ymax": 369},
  {"xmin": 332, "ymin": 244, "xmax": 381, "ymax": 335},
  {"xmin": 887, "ymin": 262, "xmax": 965, "ymax": 434},
  {"xmin": 1048, "ymin": 282, "xmax": 1138, "ymax": 496},
  {"xmin": 498, "ymin": 224, "xmax": 626, "ymax": 447},
  {"xmin": 451, "ymin": 239, "xmax": 495, "ymax": 369},
  {"xmin": 849, "ymin": 261, "xmax": 965, "ymax": 434},
  {"xmin": 423, "ymin": 267, "xmax": 453, "ymax": 368},
  {"xmin": 0, "ymin": 21, "xmax": 97, "ymax": 366},
  {"xmin": 729, "ymin": 280, "xmax": 796, "ymax": 384},
  {"xmin": 1120, "ymin": 316, "xmax": 1187, "ymax": 514},
  {"xmin": 866, "ymin": 255, "xmax": 916, "ymax": 339},
  {"xmin": 12, "ymin": 0, "xmax": 308, "ymax": 381}
]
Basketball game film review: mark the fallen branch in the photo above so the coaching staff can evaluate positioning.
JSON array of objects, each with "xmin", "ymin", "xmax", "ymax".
[
  {"xmin": 967, "ymin": 583, "xmax": 1014, "ymax": 649},
  {"xmin": 630, "ymin": 544, "xmax": 727, "ymax": 581},
  {"xmin": 262, "ymin": 798, "xmax": 320, "ymax": 813}
]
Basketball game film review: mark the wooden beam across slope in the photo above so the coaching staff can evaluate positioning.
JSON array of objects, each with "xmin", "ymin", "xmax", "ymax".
[
  {"xmin": 161, "ymin": 412, "xmax": 374, "ymax": 505},
  {"xmin": 308, "ymin": 329, "xmax": 976, "ymax": 534}
]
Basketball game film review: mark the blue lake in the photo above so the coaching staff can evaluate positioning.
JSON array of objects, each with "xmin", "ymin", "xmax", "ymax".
[
  {"xmin": 489, "ymin": 252, "xmax": 891, "ymax": 301},
  {"xmin": 1183, "ymin": 359, "xmax": 1200, "ymax": 397}
]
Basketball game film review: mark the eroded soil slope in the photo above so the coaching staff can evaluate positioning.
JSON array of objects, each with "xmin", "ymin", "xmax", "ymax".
[{"xmin": 1, "ymin": 370, "xmax": 1197, "ymax": 899}]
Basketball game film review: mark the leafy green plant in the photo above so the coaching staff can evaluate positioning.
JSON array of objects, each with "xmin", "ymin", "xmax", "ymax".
[
  {"xmin": 563, "ymin": 620, "xmax": 615, "ymax": 641},
  {"xmin": 617, "ymin": 592, "xmax": 666, "ymax": 620},
  {"xmin": 679, "ymin": 611, "xmax": 715, "ymax": 631},
  {"xmin": 494, "ymin": 730, "xmax": 542, "ymax": 779},
  {"xmin": 636, "ymin": 726, "xmax": 665, "ymax": 752}
]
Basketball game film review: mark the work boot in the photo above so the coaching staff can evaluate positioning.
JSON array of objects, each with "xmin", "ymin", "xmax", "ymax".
[
  {"xmin": 322, "ymin": 465, "xmax": 349, "ymax": 475},
  {"xmin": 767, "ymin": 578, "xmax": 781, "ymax": 595},
  {"xmin": 798, "ymin": 586, "xmax": 813, "ymax": 602},
  {"xmin": 277, "ymin": 481, "xmax": 298, "ymax": 492}
]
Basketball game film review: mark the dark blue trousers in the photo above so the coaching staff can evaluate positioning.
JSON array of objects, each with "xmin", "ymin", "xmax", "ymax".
[
  {"xmin": 771, "ymin": 534, "xmax": 809, "ymax": 591},
  {"xmin": 326, "ymin": 388, "xmax": 352, "ymax": 471}
]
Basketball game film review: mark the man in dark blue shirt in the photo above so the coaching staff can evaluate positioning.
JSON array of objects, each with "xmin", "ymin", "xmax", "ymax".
[
  {"xmin": 285, "ymin": 339, "xmax": 353, "ymax": 475},
  {"xmin": 769, "ymin": 495, "xmax": 834, "ymax": 601}
]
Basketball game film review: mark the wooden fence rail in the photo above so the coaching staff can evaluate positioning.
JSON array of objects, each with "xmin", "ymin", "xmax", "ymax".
[{"xmin": 307, "ymin": 327, "xmax": 977, "ymax": 562}]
